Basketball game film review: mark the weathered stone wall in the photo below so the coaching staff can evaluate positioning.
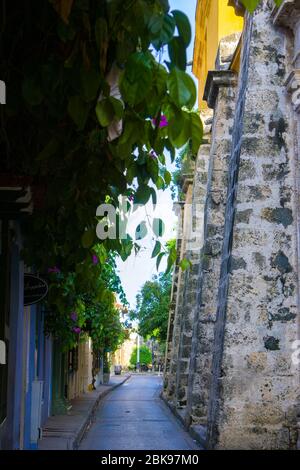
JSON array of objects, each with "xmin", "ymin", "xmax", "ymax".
[
  {"xmin": 174, "ymin": 141, "xmax": 210, "ymax": 409},
  {"xmin": 186, "ymin": 71, "xmax": 238, "ymax": 428},
  {"xmin": 164, "ymin": 182, "xmax": 193, "ymax": 402},
  {"xmin": 163, "ymin": 205, "xmax": 184, "ymax": 390},
  {"xmin": 164, "ymin": 0, "xmax": 300, "ymax": 449},
  {"xmin": 206, "ymin": 2, "xmax": 299, "ymax": 449}
]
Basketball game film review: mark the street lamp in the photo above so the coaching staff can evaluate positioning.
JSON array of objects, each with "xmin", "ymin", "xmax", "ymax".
[{"xmin": 136, "ymin": 333, "xmax": 140, "ymax": 373}]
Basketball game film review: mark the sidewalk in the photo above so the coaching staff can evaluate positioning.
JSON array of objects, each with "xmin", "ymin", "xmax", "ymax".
[{"xmin": 38, "ymin": 374, "xmax": 131, "ymax": 450}]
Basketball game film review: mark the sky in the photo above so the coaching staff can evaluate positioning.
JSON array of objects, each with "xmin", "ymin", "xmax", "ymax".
[{"xmin": 116, "ymin": 0, "xmax": 198, "ymax": 309}]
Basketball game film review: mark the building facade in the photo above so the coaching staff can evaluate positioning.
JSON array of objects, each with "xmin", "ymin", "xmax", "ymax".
[
  {"xmin": 0, "ymin": 186, "xmax": 53, "ymax": 449},
  {"xmin": 111, "ymin": 332, "xmax": 137, "ymax": 370},
  {"xmin": 164, "ymin": 0, "xmax": 300, "ymax": 449},
  {"xmin": 0, "ymin": 187, "xmax": 95, "ymax": 449}
]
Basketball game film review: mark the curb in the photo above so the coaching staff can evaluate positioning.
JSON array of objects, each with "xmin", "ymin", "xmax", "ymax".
[
  {"xmin": 160, "ymin": 391, "xmax": 206, "ymax": 449},
  {"xmin": 73, "ymin": 374, "xmax": 131, "ymax": 449}
]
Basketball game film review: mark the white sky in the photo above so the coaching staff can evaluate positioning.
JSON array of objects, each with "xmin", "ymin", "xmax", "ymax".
[{"xmin": 116, "ymin": 0, "xmax": 197, "ymax": 308}]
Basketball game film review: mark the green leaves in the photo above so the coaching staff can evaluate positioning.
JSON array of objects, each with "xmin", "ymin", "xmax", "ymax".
[
  {"xmin": 135, "ymin": 221, "xmax": 148, "ymax": 240},
  {"xmin": 146, "ymin": 156, "xmax": 159, "ymax": 184},
  {"xmin": 190, "ymin": 112, "xmax": 203, "ymax": 154},
  {"xmin": 96, "ymin": 100, "xmax": 114, "ymax": 127},
  {"xmin": 126, "ymin": 160, "xmax": 138, "ymax": 184},
  {"xmin": 5, "ymin": 0, "xmax": 202, "ymax": 355},
  {"xmin": 168, "ymin": 109, "xmax": 203, "ymax": 153},
  {"xmin": 167, "ymin": 68, "xmax": 196, "ymax": 108},
  {"xmin": 163, "ymin": 169, "xmax": 171, "ymax": 185},
  {"xmin": 97, "ymin": 244, "xmax": 108, "ymax": 264},
  {"xmin": 96, "ymin": 97, "xmax": 124, "ymax": 127},
  {"xmin": 158, "ymin": 0, "xmax": 170, "ymax": 14},
  {"xmin": 179, "ymin": 258, "xmax": 192, "ymax": 271},
  {"xmin": 171, "ymin": 10, "xmax": 191, "ymax": 47},
  {"xmin": 22, "ymin": 77, "xmax": 43, "ymax": 106},
  {"xmin": 151, "ymin": 240, "xmax": 161, "ymax": 258},
  {"xmin": 134, "ymin": 184, "xmax": 151, "ymax": 205},
  {"xmin": 165, "ymin": 9, "xmax": 192, "ymax": 70},
  {"xmin": 37, "ymin": 138, "xmax": 59, "ymax": 161},
  {"xmin": 81, "ymin": 68, "xmax": 100, "ymax": 102},
  {"xmin": 95, "ymin": 17, "xmax": 107, "ymax": 48},
  {"xmin": 168, "ymin": 109, "xmax": 190, "ymax": 148},
  {"xmin": 153, "ymin": 218, "xmax": 165, "ymax": 237},
  {"xmin": 68, "ymin": 95, "xmax": 90, "ymax": 130},
  {"xmin": 130, "ymin": 345, "xmax": 152, "ymax": 366},
  {"xmin": 150, "ymin": 187, "xmax": 157, "ymax": 205},
  {"xmin": 119, "ymin": 238, "xmax": 134, "ymax": 261},
  {"xmin": 149, "ymin": 13, "xmax": 175, "ymax": 49},
  {"xmin": 119, "ymin": 52, "xmax": 153, "ymax": 106},
  {"xmin": 95, "ymin": 17, "xmax": 108, "ymax": 72},
  {"xmin": 163, "ymin": 9, "xmax": 192, "ymax": 70},
  {"xmin": 156, "ymin": 175, "xmax": 165, "ymax": 190},
  {"xmin": 8, "ymin": 1, "xmax": 200, "ymax": 345},
  {"xmin": 166, "ymin": 244, "xmax": 177, "ymax": 273},
  {"xmin": 156, "ymin": 252, "xmax": 165, "ymax": 270},
  {"xmin": 241, "ymin": 0, "xmax": 283, "ymax": 13},
  {"xmin": 81, "ymin": 228, "xmax": 95, "ymax": 248},
  {"xmin": 241, "ymin": 0, "xmax": 260, "ymax": 12},
  {"xmin": 168, "ymin": 37, "xmax": 186, "ymax": 70}
]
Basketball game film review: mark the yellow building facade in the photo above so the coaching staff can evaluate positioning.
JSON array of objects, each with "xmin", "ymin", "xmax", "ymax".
[
  {"xmin": 193, "ymin": 0, "xmax": 243, "ymax": 108},
  {"xmin": 111, "ymin": 332, "xmax": 137, "ymax": 369}
]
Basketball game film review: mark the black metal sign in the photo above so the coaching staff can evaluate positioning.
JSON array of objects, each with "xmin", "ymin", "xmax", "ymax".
[{"xmin": 24, "ymin": 274, "xmax": 48, "ymax": 306}]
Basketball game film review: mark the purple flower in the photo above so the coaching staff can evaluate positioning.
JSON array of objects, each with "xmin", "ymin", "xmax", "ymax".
[
  {"xmin": 70, "ymin": 311, "xmax": 78, "ymax": 322},
  {"xmin": 128, "ymin": 194, "xmax": 134, "ymax": 202},
  {"xmin": 92, "ymin": 254, "xmax": 99, "ymax": 265},
  {"xmin": 149, "ymin": 150, "xmax": 157, "ymax": 159},
  {"xmin": 72, "ymin": 326, "xmax": 81, "ymax": 334},
  {"xmin": 151, "ymin": 114, "xmax": 168, "ymax": 128},
  {"xmin": 48, "ymin": 266, "xmax": 61, "ymax": 274}
]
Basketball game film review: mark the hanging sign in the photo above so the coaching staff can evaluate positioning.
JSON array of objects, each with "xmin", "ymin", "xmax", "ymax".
[{"xmin": 24, "ymin": 274, "xmax": 48, "ymax": 306}]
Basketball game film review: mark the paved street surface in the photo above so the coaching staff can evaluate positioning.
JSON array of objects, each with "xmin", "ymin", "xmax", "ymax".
[
  {"xmin": 79, "ymin": 375, "xmax": 200, "ymax": 450},
  {"xmin": 39, "ymin": 375, "xmax": 130, "ymax": 450}
]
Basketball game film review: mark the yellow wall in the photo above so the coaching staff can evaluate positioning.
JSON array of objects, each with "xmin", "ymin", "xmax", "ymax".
[
  {"xmin": 193, "ymin": 0, "xmax": 243, "ymax": 108},
  {"xmin": 111, "ymin": 332, "xmax": 137, "ymax": 369},
  {"xmin": 67, "ymin": 338, "xmax": 93, "ymax": 399}
]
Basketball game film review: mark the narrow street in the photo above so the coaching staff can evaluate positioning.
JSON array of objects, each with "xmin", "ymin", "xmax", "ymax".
[{"xmin": 79, "ymin": 375, "xmax": 200, "ymax": 450}]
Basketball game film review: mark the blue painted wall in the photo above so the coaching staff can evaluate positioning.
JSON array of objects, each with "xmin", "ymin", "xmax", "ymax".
[
  {"xmin": 23, "ymin": 304, "xmax": 37, "ymax": 449},
  {"xmin": 2, "ymin": 224, "xmax": 53, "ymax": 449},
  {"xmin": 38, "ymin": 308, "xmax": 53, "ymax": 426},
  {"xmin": 5, "ymin": 238, "xmax": 24, "ymax": 449}
]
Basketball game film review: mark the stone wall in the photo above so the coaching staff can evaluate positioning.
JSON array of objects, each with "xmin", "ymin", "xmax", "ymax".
[
  {"xmin": 186, "ymin": 70, "xmax": 238, "ymax": 428},
  {"xmin": 164, "ymin": 178, "xmax": 194, "ymax": 403},
  {"xmin": 174, "ymin": 141, "xmax": 210, "ymax": 409},
  {"xmin": 164, "ymin": 0, "xmax": 300, "ymax": 449}
]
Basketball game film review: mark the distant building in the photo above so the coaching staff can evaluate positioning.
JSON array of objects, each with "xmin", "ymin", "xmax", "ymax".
[{"xmin": 111, "ymin": 331, "xmax": 137, "ymax": 369}]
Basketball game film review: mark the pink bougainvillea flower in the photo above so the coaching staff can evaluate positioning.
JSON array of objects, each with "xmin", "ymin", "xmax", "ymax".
[
  {"xmin": 47, "ymin": 266, "xmax": 61, "ymax": 274},
  {"xmin": 70, "ymin": 311, "xmax": 78, "ymax": 322},
  {"xmin": 151, "ymin": 114, "xmax": 168, "ymax": 128},
  {"xmin": 72, "ymin": 326, "xmax": 81, "ymax": 334},
  {"xmin": 92, "ymin": 254, "xmax": 99, "ymax": 265}
]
